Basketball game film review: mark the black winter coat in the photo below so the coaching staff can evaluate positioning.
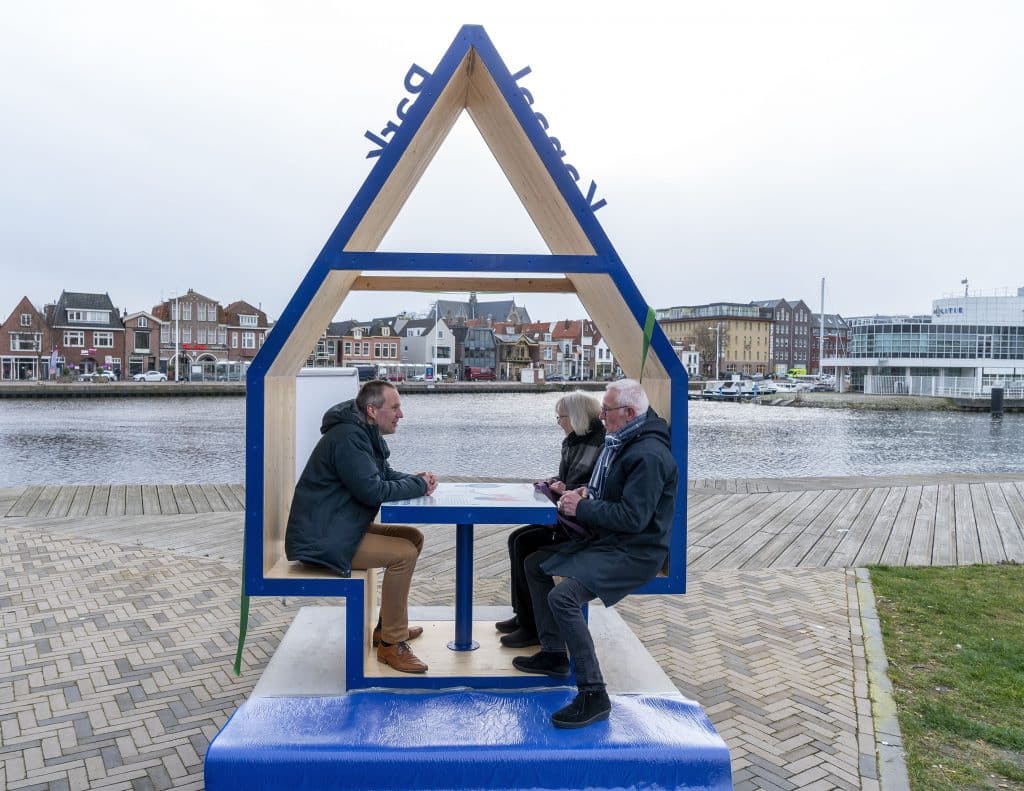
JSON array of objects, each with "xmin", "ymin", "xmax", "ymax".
[
  {"xmin": 556, "ymin": 418, "xmax": 606, "ymax": 489},
  {"xmin": 541, "ymin": 409, "xmax": 678, "ymax": 606},
  {"xmin": 284, "ymin": 399, "xmax": 427, "ymax": 576}
]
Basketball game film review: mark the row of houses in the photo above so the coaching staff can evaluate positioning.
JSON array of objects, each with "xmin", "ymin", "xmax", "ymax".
[
  {"xmin": 1, "ymin": 289, "xmax": 269, "ymax": 380},
  {"xmin": 3, "ymin": 287, "xmax": 846, "ymax": 383},
  {"xmin": 309, "ymin": 297, "xmax": 634, "ymax": 381}
]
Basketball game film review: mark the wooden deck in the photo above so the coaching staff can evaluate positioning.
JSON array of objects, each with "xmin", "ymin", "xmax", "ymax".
[{"xmin": 4, "ymin": 472, "xmax": 1024, "ymax": 569}]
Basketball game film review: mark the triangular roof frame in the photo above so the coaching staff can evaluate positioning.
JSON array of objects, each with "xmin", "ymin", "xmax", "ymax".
[{"xmin": 246, "ymin": 24, "xmax": 688, "ymax": 598}]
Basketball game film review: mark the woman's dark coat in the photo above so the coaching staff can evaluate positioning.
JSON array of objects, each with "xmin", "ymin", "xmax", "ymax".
[
  {"xmin": 541, "ymin": 409, "xmax": 678, "ymax": 606},
  {"xmin": 557, "ymin": 418, "xmax": 606, "ymax": 489},
  {"xmin": 285, "ymin": 399, "xmax": 427, "ymax": 576}
]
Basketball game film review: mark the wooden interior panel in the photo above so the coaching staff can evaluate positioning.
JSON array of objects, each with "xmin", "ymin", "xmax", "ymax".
[
  {"xmin": 267, "ymin": 271, "xmax": 360, "ymax": 378},
  {"xmin": 344, "ymin": 51, "xmax": 474, "ymax": 253},
  {"xmin": 465, "ymin": 59, "xmax": 595, "ymax": 256},
  {"xmin": 263, "ymin": 374, "xmax": 296, "ymax": 573}
]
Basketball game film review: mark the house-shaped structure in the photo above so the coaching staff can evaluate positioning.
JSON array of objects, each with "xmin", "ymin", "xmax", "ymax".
[{"xmin": 241, "ymin": 24, "xmax": 689, "ymax": 688}]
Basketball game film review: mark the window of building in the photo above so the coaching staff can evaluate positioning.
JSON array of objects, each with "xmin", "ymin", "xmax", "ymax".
[
  {"xmin": 240, "ymin": 315, "xmax": 258, "ymax": 327},
  {"xmin": 232, "ymin": 333, "xmax": 239, "ymax": 348},
  {"xmin": 67, "ymin": 309, "xmax": 110, "ymax": 323},
  {"xmin": 11, "ymin": 332, "xmax": 40, "ymax": 352},
  {"xmin": 137, "ymin": 317, "xmax": 148, "ymax": 328},
  {"xmin": 353, "ymin": 329, "xmax": 362, "ymax": 340},
  {"xmin": 219, "ymin": 329, "xmax": 227, "ymax": 344},
  {"xmin": 197, "ymin": 328, "xmax": 207, "ymax": 344},
  {"xmin": 344, "ymin": 341, "xmax": 352, "ymax": 355},
  {"xmin": 171, "ymin": 303, "xmax": 178, "ymax": 320},
  {"xmin": 243, "ymin": 332, "xmax": 256, "ymax": 349},
  {"xmin": 260, "ymin": 333, "xmax": 266, "ymax": 346},
  {"xmin": 374, "ymin": 343, "xmax": 382, "ymax": 357},
  {"xmin": 64, "ymin": 330, "xmax": 84, "ymax": 346},
  {"xmin": 382, "ymin": 327, "xmax": 390, "ymax": 337},
  {"xmin": 182, "ymin": 328, "xmax": 192, "ymax": 343},
  {"xmin": 182, "ymin": 303, "xmax": 192, "ymax": 320},
  {"xmin": 94, "ymin": 331, "xmax": 113, "ymax": 348},
  {"xmin": 198, "ymin": 303, "xmax": 207, "ymax": 321},
  {"xmin": 362, "ymin": 342, "xmax": 370, "ymax": 355},
  {"xmin": 161, "ymin": 326, "xmax": 169, "ymax": 343},
  {"xmin": 389, "ymin": 343, "xmax": 397, "ymax": 357},
  {"xmin": 20, "ymin": 314, "xmax": 32, "ymax": 326},
  {"xmin": 134, "ymin": 330, "xmax": 150, "ymax": 351}
]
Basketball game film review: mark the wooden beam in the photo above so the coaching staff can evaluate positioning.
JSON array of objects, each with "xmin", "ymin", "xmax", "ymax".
[{"xmin": 350, "ymin": 276, "xmax": 577, "ymax": 293}]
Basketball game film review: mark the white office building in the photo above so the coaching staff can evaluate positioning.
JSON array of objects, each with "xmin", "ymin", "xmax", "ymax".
[{"xmin": 824, "ymin": 287, "xmax": 1024, "ymax": 395}]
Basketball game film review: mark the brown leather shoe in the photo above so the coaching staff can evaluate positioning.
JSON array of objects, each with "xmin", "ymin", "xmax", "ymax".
[
  {"xmin": 372, "ymin": 625, "xmax": 423, "ymax": 647},
  {"xmin": 376, "ymin": 641, "xmax": 428, "ymax": 673}
]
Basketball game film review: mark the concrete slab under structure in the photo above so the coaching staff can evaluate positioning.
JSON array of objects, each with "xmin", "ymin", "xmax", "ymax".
[{"xmin": 205, "ymin": 605, "xmax": 732, "ymax": 790}]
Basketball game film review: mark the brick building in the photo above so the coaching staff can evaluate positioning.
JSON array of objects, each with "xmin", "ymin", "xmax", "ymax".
[
  {"xmin": 223, "ymin": 300, "xmax": 270, "ymax": 364},
  {"xmin": 153, "ymin": 289, "xmax": 226, "ymax": 379},
  {"xmin": 122, "ymin": 311, "xmax": 164, "ymax": 378},
  {"xmin": 1, "ymin": 296, "xmax": 51, "ymax": 380},
  {"xmin": 46, "ymin": 291, "xmax": 126, "ymax": 378},
  {"xmin": 751, "ymin": 298, "xmax": 815, "ymax": 375}
]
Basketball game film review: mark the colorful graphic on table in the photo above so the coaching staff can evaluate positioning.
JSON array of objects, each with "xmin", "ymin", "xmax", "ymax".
[{"xmin": 390, "ymin": 482, "xmax": 550, "ymax": 508}]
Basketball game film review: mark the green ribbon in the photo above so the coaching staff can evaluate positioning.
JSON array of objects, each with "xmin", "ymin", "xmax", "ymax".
[
  {"xmin": 233, "ymin": 536, "xmax": 249, "ymax": 676},
  {"xmin": 639, "ymin": 306, "xmax": 656, "ymax": 383}
]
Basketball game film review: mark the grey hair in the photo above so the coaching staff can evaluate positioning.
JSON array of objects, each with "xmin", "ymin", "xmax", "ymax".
[
  {"xmin": 556, "ymin": 391, "xmax": 602, "ymax": 435},
  {"xmin": 356, "ymin": 379, "xmax": 396, "ymax": 412},
  {"xmin": 606, "ymin": 378, "xmax": 649, "ymax": 415}
]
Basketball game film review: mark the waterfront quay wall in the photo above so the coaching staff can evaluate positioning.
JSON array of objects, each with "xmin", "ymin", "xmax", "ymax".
[{"xmin": 0, "ymin": 381, "xmax": 607, "ymax": 399}]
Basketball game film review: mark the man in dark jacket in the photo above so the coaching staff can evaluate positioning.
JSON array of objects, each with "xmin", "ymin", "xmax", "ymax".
[
  {"xmin": 285, "ymin": 380, "xmax": 437, "ymax": 673},
  {"xmin": 514, "ymin": 379, "xmax": 678, "ymax": 728}
]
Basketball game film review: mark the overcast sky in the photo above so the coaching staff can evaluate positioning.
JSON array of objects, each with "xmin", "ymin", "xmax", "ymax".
[{"xmin": 3, "ymin": 1, "xmax": 1022, "ymax": 325}]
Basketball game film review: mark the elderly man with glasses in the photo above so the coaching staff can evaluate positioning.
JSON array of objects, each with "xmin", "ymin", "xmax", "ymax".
[{"xmin": 513, "ymin": 378, "xmax": 679, "ymax": 729}]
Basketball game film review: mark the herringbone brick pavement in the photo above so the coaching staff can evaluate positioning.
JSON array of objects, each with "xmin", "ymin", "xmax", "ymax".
[{"xmin": 1, "ymin": 523, "xmax": 875, "ymax": 790}]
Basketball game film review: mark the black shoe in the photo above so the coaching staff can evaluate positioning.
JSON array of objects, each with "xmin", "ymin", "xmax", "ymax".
[
  {"xmin": 500, "ymin": 627, "xmax": 540, "ymax": 648},
  {"xmin": 512, "ymin": 650, "xmax": 570, "ymax": 678},
  {"xmin": 551, "ymin": 689, "xmax": 611, "ymax": 729},
  {"xmin": 495, "ymin": 616, "xmax": 519, "ymax": 634}
]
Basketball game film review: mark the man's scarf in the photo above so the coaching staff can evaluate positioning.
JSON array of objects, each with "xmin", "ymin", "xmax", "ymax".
[{"xmin": 587, "ymin": 412, "xmax": 647, "ymax": 500}]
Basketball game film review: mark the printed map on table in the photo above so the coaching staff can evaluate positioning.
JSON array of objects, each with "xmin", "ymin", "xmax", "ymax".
[{"xmin": 389, "ymin": 482, "xmax": 550, "ymax": 509}]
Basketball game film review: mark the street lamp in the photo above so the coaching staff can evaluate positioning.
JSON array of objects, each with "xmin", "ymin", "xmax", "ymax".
[
  {"xmin": 173, "ymin": 291, "xmax": 180, "ymax": 382},
  {"xmin": 710, "ymin": 322, "xmax": 722, "ymax": 380}
]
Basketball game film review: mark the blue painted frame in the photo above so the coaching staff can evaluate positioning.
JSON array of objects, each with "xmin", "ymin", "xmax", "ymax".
[{"xmin": 243, "ymin": 25, "xmax": 689, "ymax": 688}]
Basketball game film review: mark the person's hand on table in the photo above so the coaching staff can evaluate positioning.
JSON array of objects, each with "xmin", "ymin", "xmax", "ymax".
[
  {"xmin": 548, "ymin": 480, "xmax": 566, "ymax": 496},
  {"xmin": 417, "ymin": 472, "xmax": 438, "ymax": 495}
]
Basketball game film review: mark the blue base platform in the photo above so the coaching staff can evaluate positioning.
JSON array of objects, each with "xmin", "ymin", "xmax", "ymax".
[{"xmin": 206, "ymin": 691, "xmax": 731, "ymax": 791}]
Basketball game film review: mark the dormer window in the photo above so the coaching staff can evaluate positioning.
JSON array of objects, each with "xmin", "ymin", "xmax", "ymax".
[
  {"xmin": 353, "ymin": 329, "xmax": 362, "ymax": 340},
  {"xmin": 240, "ymin": 315, "xmax": 258, "ymax": 327},
  {"xmin": 67, "ymin": 309, "xmax": 111, "ymax": 323},
  {"xmin": 138, "ymin": 317, "xmax": 148, "ymax": 328},
  {"xmin": 382, "ymin": 327, "xmax": 390, "ymax": 337}
]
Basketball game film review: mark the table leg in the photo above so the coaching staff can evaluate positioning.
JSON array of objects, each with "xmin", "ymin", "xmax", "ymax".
[{"xmin": 448, "ymin": 523, "xmax": 479, "ymax": 651}]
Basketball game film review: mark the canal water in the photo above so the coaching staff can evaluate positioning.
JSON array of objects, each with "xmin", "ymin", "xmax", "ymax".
[{"xmin": 1, "ymin": 393, "xmax": 1021, "ymax": 487}]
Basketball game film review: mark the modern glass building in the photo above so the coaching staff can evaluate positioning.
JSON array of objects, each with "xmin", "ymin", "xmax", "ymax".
[{"xmin": 824, "ymin": 288, "xmax": 1024, "ymax": 393}]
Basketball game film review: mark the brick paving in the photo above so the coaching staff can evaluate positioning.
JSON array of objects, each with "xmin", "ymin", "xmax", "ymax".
[{"xmin": 1, "ymin": 513, "xmax": 883, "ymax": 791}]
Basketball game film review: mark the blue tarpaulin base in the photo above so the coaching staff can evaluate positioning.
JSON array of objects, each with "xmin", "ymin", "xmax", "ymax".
[{"xmin": 205, "ymin": 691, "xmax": 732, "ymax": 790}]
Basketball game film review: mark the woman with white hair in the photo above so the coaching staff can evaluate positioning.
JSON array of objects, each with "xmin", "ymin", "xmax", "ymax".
[{"xmin": 495, "ymin": 390, "xmax": 605, "ymax": 648}]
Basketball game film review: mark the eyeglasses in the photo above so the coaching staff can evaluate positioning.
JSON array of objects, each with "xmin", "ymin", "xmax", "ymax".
[
  {"xmin": 555, "ymin": 414, "xmax": 569, "ymax": 422},
  {"xmin": 599, "ymin": 404, "xmax": 629, "ymax": 416}
]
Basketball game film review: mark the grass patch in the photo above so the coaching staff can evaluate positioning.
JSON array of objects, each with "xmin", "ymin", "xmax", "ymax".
[{"xmin": 870, "ymin": 564, "xmax": 1024, "ymax": 790}]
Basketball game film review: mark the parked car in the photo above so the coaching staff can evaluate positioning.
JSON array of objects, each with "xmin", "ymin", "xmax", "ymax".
[
  {"xmin": 465, "ymin": 367, "xmax": 496, "ymax": 381},
  {"xmin": 77, "ymin": 371, "xmax": 117, "ymax": 382},
  {"xmin": 133, "ymin": 370, "xmax": 167, "ymax": 382},
  {"xmin": 546, "ymin": 374, "xmax": 565, "ymax": 382}
]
